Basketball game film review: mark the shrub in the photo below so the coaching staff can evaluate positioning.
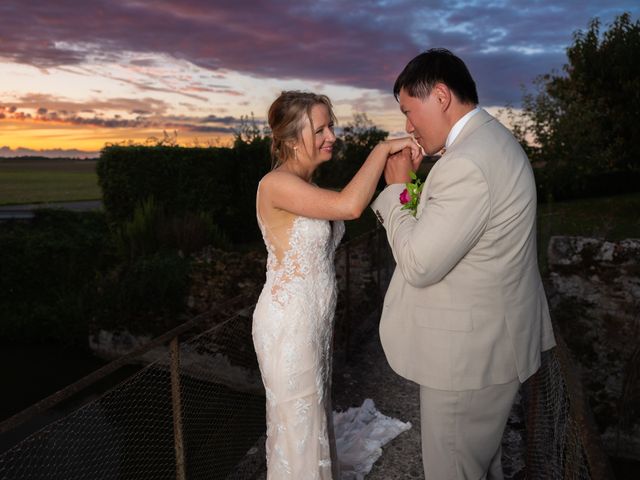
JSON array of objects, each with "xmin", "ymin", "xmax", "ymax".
[
  {"xmin": 0, "ymin": 210, "xmax": 114, "ymax": 345},
  {"xmin": 114, "ymin": 197, "xmax": 231, "ymax": 260},
  {"xmin": 94, "ymin": 252, "xmax": 191, "ymax": 335}
]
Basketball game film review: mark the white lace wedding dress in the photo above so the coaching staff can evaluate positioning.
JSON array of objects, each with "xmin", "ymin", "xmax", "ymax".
[{"xmin": 252, "ymin": 187, "xmax": 410, "ymax": 479}]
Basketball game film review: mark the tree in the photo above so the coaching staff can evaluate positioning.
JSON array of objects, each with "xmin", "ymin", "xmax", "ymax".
[{"xmin": 517, "ymin": 13, "xmax": 640, "ymax": 196}]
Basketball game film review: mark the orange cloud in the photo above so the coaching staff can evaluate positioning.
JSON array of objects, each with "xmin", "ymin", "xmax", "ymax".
[{"xmin": 0, "ymin": 118, "xmax": 234, "ymax": 153}]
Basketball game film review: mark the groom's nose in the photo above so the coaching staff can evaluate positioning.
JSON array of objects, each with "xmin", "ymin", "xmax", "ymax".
[{"xmin": 405, "ymin": 117, "xmax": 415, "ymax": 134}]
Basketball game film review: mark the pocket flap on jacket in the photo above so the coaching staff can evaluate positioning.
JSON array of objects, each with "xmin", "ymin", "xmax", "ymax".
[{"xmin": 414, "ymin": 306, "xmax": 473, "ymax": 332}]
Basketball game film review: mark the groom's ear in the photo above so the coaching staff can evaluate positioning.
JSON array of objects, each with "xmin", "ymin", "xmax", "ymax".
[{"xmin": 433, "ymin": 83, "xmax": 452, "ymax": 111}]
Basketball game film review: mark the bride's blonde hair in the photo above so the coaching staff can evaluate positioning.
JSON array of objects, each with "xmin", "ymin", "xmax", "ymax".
[{"xmin": 268, "ymin": 91, "xmax": 336, "ymax": 169}]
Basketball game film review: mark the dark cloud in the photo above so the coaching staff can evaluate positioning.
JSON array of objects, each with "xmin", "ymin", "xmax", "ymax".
[
  {"xmin": 185, "ymin": 125, "xmax": 235, "ymax": 133},
  {"xmin": 129, "ymin": 58, "xmax": 160, "ymax": 67},
  {"xmin": 464, "ymin": 51, "xmax": 565, "ymax": 106},
  {"xmin": 0, "ymin": 145, "xmax": 99, "ymax": 158},
  {"xmin": 0, "ymin": 0, "xmax": 638, "ymax": 106},
  {"xmin": 0, "ymin": 97, "xmax": 244, "ymax": 133},
  {"xmin": 199, "ymin": 115, "xmax": 238, "ymax": 125}
]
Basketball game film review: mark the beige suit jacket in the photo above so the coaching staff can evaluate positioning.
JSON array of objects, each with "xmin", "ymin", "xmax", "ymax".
[{"xmin": 371, "ymin": 109, "xmax": 555, "ymax": 391}]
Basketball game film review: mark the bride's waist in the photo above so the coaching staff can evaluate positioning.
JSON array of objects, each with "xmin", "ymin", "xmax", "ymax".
[
  {"xmin": 259, "ymin": 276, "xmax": 336, "ymax": 297},
  {"xmin": 265, "ymin": 270, "xmax": 335, "ymax": 283}
]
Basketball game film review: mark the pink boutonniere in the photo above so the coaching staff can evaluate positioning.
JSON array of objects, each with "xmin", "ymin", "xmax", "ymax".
[
  {"xmin": 399, "ymin": 188, "xmax": 410, "ymax": 205},
  {"xmin": 399, "ymin": 171, "xmax": 424, "ymax": 217}
]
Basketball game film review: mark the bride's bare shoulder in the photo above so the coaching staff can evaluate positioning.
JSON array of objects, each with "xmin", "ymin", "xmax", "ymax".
[{"xmin": 259, "ymin": 170, "xmax": 305, "ymax": 194}]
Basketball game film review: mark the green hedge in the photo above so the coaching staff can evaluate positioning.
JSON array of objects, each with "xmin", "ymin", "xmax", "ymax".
[{"xmin": 97, "ymin": 141, "xmax": 271, "ymax": 243}]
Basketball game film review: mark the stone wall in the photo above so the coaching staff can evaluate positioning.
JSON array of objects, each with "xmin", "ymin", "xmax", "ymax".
[{"xmin": 547, "ymin": 236, "xmax": 640, "ymax": 460}]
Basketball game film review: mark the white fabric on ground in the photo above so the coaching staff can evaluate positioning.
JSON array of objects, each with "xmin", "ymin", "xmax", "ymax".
[{"xmin": 334, "ymin": 398, "xmax": 411, "ymax": 479}]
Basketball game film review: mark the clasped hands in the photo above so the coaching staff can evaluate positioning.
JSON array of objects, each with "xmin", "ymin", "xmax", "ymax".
[{"xmin": 383, "ymin": 137, "xmax": 424, "ymax": 185}]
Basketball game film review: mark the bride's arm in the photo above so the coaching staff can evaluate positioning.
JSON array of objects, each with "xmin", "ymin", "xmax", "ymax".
[{"xmin": 261, "ymin": 137, "xmax": 421, "ymax": 221}]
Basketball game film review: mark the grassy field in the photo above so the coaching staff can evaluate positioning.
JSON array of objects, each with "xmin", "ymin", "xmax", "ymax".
[{"xmin": 0, "ymin": 159, "xmax": 100, "ymax": 205}]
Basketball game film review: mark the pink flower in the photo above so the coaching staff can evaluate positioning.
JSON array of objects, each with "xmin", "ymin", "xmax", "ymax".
[{"xmin": 399, "ymin": 188, "xmax": 410, "ymax": 204}]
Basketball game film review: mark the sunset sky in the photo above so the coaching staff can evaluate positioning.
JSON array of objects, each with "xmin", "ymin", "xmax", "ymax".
[{"xmin": 1, "ymin": 1, "xmax": 638, "ymax": 157}]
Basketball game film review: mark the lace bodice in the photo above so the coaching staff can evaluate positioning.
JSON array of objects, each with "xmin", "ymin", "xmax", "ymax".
[{"xmin": 259, "ymin": 214, "xmax": 345, "ymax": 308}]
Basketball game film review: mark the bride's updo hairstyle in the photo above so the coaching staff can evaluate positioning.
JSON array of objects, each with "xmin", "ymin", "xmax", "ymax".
[{"xmin": 268, "ymin": 91, "xmax": 336, "ymax": 169}]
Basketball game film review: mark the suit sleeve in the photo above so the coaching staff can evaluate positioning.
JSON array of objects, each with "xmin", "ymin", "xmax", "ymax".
[{"xmin": 371, "ymin": 156, "xmax": 490, "ymax": 288}]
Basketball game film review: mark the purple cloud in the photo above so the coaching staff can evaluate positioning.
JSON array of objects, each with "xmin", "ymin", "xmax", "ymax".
[
  {"xmin": 0, "ymin": 0, "xmax": 638, "ymax": 106},
  {"xmin": 8, "ymin": 93, "xmax": 171, "ymax": 116}
]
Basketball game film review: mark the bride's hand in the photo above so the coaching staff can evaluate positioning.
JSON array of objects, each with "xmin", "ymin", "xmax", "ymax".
[
  {"xmin": 382, "ymin": 136, "xmax": 422, "ymax": 163},
  {"xmin": 383, "ymin": 141, "xmax": 425, "ymax": 185}
]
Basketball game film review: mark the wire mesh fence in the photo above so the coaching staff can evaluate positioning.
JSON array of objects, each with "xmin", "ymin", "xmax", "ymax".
[
  {"xmin": 0, "ymin": 307, "xmax": 265, "ymax": 480},
  {"xmin": 522, "ymin": 338, "xmax": 615, "ymax": 479}
]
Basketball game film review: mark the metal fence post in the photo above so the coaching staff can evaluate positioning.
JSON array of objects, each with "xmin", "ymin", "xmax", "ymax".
[
  {"xmin": 170, "ymin": 337, "xmax": 187, "ymax": 480},
  {"xmin": 345, "ymin": 242, "xmax": 351, "ymax": 359}
]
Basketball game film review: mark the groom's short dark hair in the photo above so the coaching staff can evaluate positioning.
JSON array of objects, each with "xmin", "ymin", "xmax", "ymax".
[{"xmin": 394, "ymin": 48, "xmax": 479, "ymax": 105}]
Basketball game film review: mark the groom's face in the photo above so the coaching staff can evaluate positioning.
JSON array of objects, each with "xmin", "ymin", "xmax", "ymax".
[{"xmin": 398, "ymin": 87, "xmax": 447, "ymax": 156}]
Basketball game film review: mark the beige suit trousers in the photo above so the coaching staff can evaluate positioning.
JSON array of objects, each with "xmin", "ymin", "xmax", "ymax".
[{"xmin": 419, "ymin": 378, "xmax": 520, "ymax": 480}]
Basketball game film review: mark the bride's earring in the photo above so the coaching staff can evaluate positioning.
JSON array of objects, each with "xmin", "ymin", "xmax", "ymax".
[{"xmin": 294, "ymin": 146, "xmax": 299, "ymax": 161}]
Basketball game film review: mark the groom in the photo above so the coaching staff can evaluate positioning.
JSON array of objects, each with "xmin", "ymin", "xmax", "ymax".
[{"xmin": 371, "ymin": 49, "xmax": 556, "ymax": 479}]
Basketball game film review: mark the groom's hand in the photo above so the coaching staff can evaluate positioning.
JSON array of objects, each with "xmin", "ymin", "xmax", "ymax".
[{"xmin": 384, "ymin": 147, "xmax": 414, "ymax": 184}]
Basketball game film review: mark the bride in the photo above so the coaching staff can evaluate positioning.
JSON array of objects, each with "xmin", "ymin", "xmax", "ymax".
[{"xmin": 252, "ymin": 91, "xmax": 420, "ymax": 479}]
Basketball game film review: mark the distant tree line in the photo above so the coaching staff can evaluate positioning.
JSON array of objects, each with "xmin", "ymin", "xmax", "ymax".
[{"xmin": 0, "ymin": 156, "xmax": 96, "ymax": 162}]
